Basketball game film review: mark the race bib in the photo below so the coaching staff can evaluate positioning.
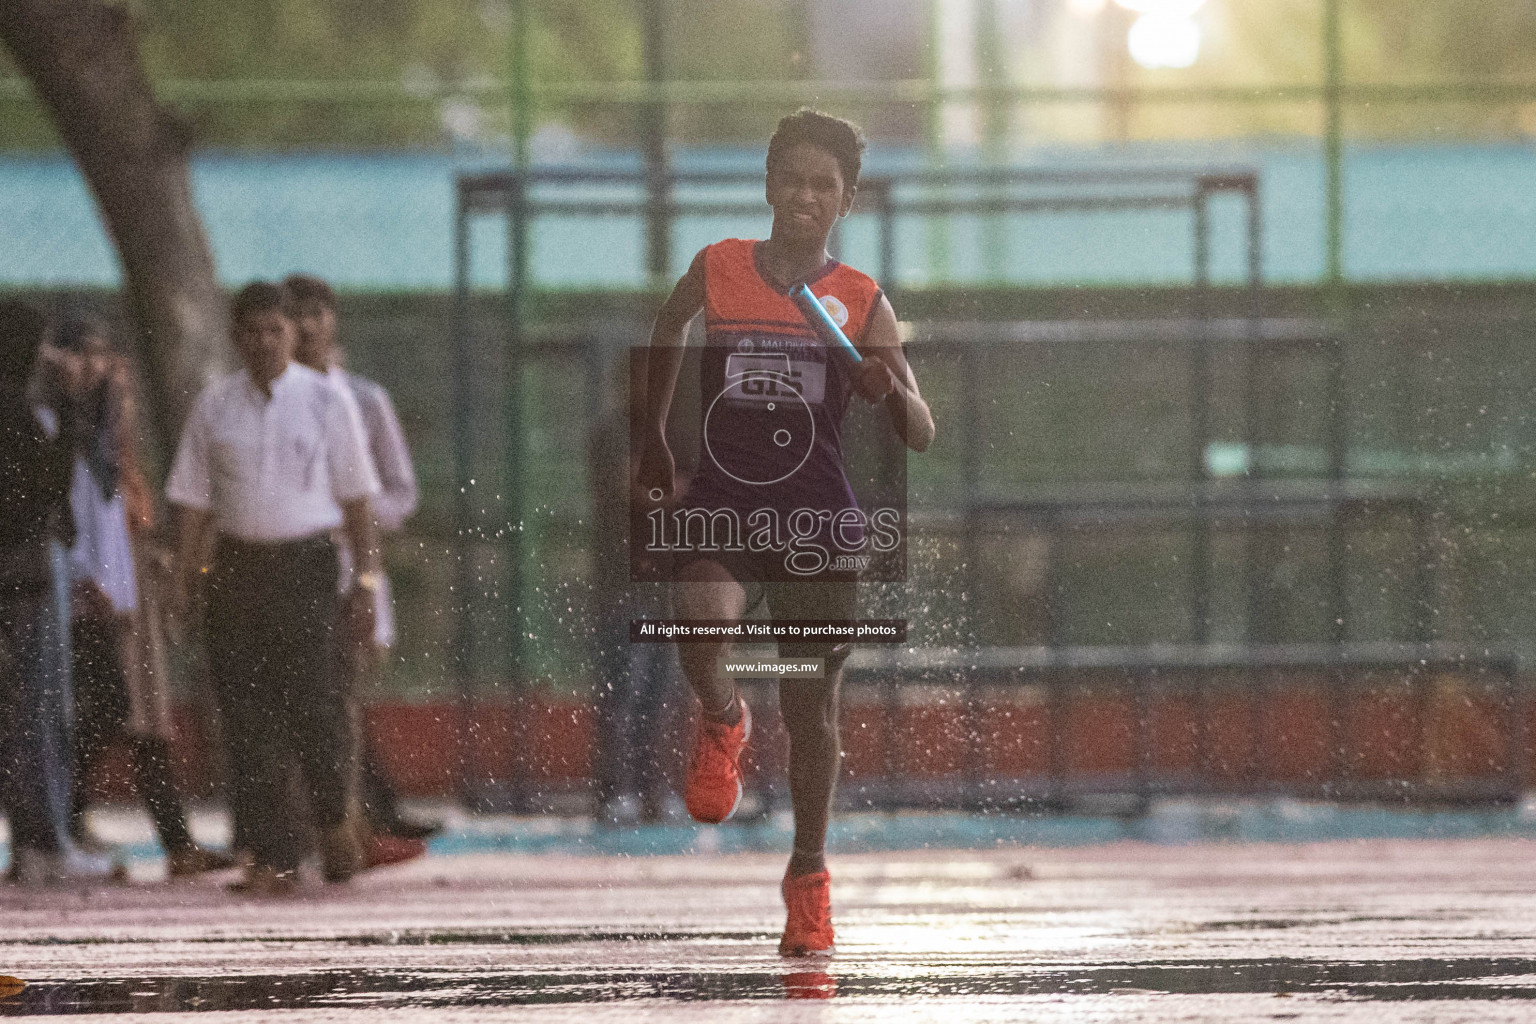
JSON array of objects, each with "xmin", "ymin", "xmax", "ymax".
[{"xmin": 723, "ymin": 352, "xmax": 826, "ymax": 405}]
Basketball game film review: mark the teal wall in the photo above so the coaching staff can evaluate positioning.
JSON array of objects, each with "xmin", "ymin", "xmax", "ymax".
[{"xmin": 7, "ymin": 143, "xmax": 1536, "ymax": 290}]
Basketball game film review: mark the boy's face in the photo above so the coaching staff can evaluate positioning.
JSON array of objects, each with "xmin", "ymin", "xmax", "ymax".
[
  {"xmin": 35, "ymin": 343, "xmax": 82, "ymax": 398},
  {"xmin": 766, "ymin": 142, "xmax": 855, "ymax": 247},
  {"xmin": 76, "ymin": 332, "xmax": 113, "ymax": 391},
  {"xmin": 233, "ymin": 308, "xmax": 295, "ymax": 386},
  {"xmin": 292, "ymin": 297, "xmax": 338, "ymax": 371}
]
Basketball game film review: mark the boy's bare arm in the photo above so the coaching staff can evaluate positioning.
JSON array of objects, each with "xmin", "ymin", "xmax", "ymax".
[
  {"xmin": 644, "ymin": 250, "xmax": 706, "ymax": 431},
  {"xmin": 637, "ymin": 251, "xmax": 706, "ymax": 500},
  {"xmin": 169, "ymin": 504, "xmax": 212, "ymax": 621},
  {"xmin": 857, "ymin": 295, "xmax": 935, "ymax": 453}
]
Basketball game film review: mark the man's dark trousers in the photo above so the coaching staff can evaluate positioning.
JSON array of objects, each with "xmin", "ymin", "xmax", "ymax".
[
  {"xmin": 206, "ymin": 534, "xmax": 352, "ymax": 874},
  {"xmin": 0, "ymin": 541, "xmax": 74, "ymax": 854}
]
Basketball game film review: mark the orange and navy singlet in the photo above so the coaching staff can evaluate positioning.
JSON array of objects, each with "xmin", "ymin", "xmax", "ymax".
[{"xmin": 677, "ymin": 238, "xmax": 882, "ymax": 576}]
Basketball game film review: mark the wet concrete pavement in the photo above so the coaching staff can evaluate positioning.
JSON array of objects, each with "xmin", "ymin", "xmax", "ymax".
[{"xmin": 4, "ymin": 838, "xmax": 1536, "ymax": 1021}]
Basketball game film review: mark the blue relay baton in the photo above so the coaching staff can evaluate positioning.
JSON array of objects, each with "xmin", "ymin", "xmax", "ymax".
[{"xmin": 789, "ymin": 282, "xmax": 863, "ymax": 364}]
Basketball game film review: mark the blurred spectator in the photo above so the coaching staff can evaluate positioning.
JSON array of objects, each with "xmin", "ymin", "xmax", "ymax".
[
  {"xmin": 588, "ymin": 351, "xmax": 685, "ymax": 825},
  {"xmin": 0, "ymin": 301, "xmax": 117, "ymax": 885},
  {"xmin": 58, "ymin": 317, "xmax": 232, "ymax": 878},
  {"xmin": 167, "ymin": 282, "xmax": 381, "ymax": 895},
  {"xmin": 287, "ymin": 273, "xmax": 436, "ymax": 860}
]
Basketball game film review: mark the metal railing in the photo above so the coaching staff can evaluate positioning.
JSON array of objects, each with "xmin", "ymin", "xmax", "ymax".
[
  {"xmin": 451, "ymin": 162, "xmax": 1260, "ymax": 685},
  {"xmin": 840, "ymin": 643, "xmax": 1526, "ymax": 809},
  {"xmin": 447, "ymin": 163, "xmax": 1532, "ymax": 812}
]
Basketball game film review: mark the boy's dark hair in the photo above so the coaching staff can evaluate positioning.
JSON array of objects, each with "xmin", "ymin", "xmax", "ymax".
[
  {"xmin": 0, "ymin": 300, "xmax": 47, "ymax": 377},
  {"xmin": 231, "ymin": 281, "xmax": 293, "ymax": 323},
  {"xmin": 56, "ymin": 314, "xmax": 111, "ymax": 354},
  {"xmin": 283, "ymin": 273, "xmax": 336, "ymax": 311},
  {"xmin": 767, "ymin": 108, "xmax": 866, "ymax": 189}
]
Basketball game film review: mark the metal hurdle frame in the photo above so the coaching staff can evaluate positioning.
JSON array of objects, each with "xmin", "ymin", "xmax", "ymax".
[
  {"xmin": 450, "ymin": 164, "xmax": 1260, "ymax": 667},
  {"xmin": 841, "ymin": 643, "xmax": 1526, "ymax": 810},
  {"xmin": 445, "ymin": 163, "xmax": 1526, "ymax": 812}
]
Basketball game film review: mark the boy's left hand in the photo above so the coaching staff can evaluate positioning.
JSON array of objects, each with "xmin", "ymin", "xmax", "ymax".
[
  {"xmin": 72, "ymin": 581, "xmax": 114, "ymax": 621},
  {"xmin": 343, "ymin": 586, "xmax": 377, "ymax": 651},
  {"xmin": 852, "ymin": 357, "xmax": 897, "ymax": 404}
]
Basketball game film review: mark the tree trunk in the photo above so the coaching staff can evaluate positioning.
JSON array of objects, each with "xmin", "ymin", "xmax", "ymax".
[{"xmin": 0, "ymin": 0, "xmax": 228, "ymax": 440}]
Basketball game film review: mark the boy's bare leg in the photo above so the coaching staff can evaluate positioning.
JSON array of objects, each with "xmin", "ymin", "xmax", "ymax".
[
  {"xmin": 672, "ymin": 560, "xmax": 748, "ymax": 722},
  {"xmin": 780, "ymin": 671, "xmax": 842, "ymax": 878}
]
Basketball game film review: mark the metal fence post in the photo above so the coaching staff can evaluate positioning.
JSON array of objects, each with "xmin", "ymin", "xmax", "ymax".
[
  {"xmin": 1190, "ymin": 183, "xmax": 1212, "ymax": 645},
  {"xmin": 641, "ymin": 0, "xmax": 671, "ymax": 285},
  {"xmin": 452, "ymin": 183, "xmax": 476, "ymax": 808},
  {"xmin": 1323, "ymin": 0, "xmax": 1345, "ymax": 286},
  {"xmin": 505, "ymin": 172, "xmax": 530, "ymax": 811}
]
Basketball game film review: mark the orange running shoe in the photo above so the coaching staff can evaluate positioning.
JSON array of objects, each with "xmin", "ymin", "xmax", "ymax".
[
  {"xmin": 781, "ymin": 971, "xmax": 837, "ymax": 999},
  {"xmin": 364, "ymin": 833, "xmax": 427, "ymax": 871},
  {"xmin": 779, "ymin": 869, "xmax": 835, "ymax": 956},
  {"xmin": 683, "ymin": 696, "xmax": 751, "ymax": 824}
]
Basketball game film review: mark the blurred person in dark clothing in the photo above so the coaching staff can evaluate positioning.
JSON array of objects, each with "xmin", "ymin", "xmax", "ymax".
[
  {"xmin": 58, "ymin": 316, "xmax": 232, "ymax": 878},
  {"xmin": 167, "ymin": 282, "xmax": 381, "ymax": 895},
  {"xmin": 0, "ymin": 301, "xmax": 117, "ymax": 885},
  {"xmin": 588, "ymin": 352, "xmax": 685, "ymax": 825},
  {"xmin": 287, "ymin": 273, "xmax": 438, "ymax": 855}
]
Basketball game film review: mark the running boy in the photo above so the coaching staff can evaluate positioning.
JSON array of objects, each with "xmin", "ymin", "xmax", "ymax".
[{"xmin": 637, "ymin": 110, "xmax": 935, "ymax": 955}]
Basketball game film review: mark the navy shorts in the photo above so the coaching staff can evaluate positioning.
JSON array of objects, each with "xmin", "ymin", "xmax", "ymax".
[{"xmin": 675, "ymin": 550, "xmax": 857, "ymax": 661}]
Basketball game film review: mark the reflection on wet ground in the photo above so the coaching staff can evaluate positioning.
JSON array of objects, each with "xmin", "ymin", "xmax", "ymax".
[
  {"xmin": 6, "ymin": 957, "xmax": 1536, "ymax": 1014},
  {"xmin": 6, "ymin": 842, "xmax": 1536, "ymax": 1020}
]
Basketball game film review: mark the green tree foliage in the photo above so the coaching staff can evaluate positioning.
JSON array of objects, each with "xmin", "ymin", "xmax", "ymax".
[
  {"xmin": 1038, "ymin": 0, "xmax": 1536, "ymax": 143},
  {"xmin": 1351, "ymin": 0, "xmax": 1536, "ymax": 80},
  {"xmin": 0, "ymin": 0, "xmax": 809, "ymax": 151},
  {"xmin": 662, "ymin": 0, "xmax": 801, "ymax": 144},
  {"xmin": 1346, "ymin": 0, "xmax": 1536, "ymax": 138},
  {"xmin": 1, "ymin": 0, "xmax": 653, "ymax": 149},
  {"xmin": 133, "ymin": 0, "xmax": 648, "ymax": 148},
  {"xmin": 7, "ymin": 1, "xmax": 1535, "ymax": 151}
]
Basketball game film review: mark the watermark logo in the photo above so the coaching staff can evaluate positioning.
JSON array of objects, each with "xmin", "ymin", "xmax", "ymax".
[
  {"xmin": 625, "ymin": 338, "xmax": 907, "ymax": 583},
  {"xmin": 704, "ymin": 356, "xmax": 817, "ymax": 486},
  {"xmin": 644, "ymin": 504, "xmax": 902, "ymax": 577}
]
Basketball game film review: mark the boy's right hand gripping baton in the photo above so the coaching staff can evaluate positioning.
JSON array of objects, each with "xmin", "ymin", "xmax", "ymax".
[{"xmin": 789, "ymin": 282, "xmax": 863, "ymax": 364}]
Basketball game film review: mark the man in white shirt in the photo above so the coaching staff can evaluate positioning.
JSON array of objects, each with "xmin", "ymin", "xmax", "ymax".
[
  {"xmin": 286, "ymin": 272, "xmax": 439, "ymax": 851},
  {"xmin": 167, "ymin": 281, "xmax": 382, "ymax": 894}
]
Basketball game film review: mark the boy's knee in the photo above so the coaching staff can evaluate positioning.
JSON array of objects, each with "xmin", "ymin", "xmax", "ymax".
[
  {"xmin": 678, "ymin": 641, "xmax": 727, "ymax": 674},
  {"xmin": 779, "ymin": 641, "xmax": 852, "ymax": 676},
  {"xmin": 822, "ymin": 643, "xmax": 852, "ymax": 675},
  {"xmin": 781, "ymin": 688, "xmax": 837, "ymax": 737}
]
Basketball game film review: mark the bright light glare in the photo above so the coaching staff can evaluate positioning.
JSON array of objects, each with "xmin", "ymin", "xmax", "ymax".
[
  {"xmin": 1068, "ymin": 0, "xmax": 1108, "ymax": 15},
  {"xmin": 1127, "ymin": 14, "xmax": 1201, "ymax": 69},
  {"xmin": 1115, "ymin": 0, "xmax": 1205, "ymax": 15}
]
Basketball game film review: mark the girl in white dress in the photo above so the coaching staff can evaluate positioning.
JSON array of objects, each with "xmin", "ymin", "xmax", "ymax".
[{"xmin": 59, "ymin": 317, "xmax": 232, "ymax": 877}]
